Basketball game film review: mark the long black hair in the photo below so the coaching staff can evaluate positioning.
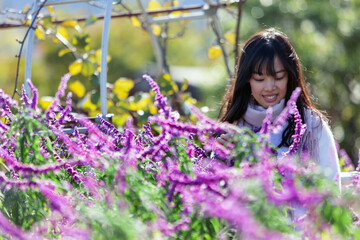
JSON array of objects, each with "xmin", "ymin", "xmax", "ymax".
[{"xmin": 219, "ymin": 28, "xmax": 324, "ymax": 147}]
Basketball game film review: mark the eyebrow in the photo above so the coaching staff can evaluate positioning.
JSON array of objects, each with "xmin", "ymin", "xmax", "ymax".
[{"xmin": 252, "ymin": 69, "xmax": 286, "ymax": 74}]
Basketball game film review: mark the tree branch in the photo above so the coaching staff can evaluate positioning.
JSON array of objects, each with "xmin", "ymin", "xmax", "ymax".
[
  {"xmin": 234, "ymin": 0, "xmax": 246, "ymax": 68},
  {"xmin": 12, "ymin": 0, "xmax": 48, "ymax": 99}
]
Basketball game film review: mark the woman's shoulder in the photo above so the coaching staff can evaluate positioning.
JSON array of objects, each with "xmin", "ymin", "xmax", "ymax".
[{"xmin": 303, "ymin": 107, "xmax": 328, "ymax": 130}]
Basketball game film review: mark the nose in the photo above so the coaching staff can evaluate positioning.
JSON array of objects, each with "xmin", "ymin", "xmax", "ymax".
[{"xmin": 264, "ymin": 78, "xmax": 275, "ymax": 90}]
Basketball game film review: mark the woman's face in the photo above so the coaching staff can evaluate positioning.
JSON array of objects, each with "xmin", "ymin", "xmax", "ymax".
[{"xmin": 249, "ymin": 56, "xmax": 288, "ymax": 109}]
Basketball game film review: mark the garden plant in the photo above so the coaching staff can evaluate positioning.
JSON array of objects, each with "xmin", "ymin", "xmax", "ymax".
[{"xmin": 0, "ymin": 73, "xmax": 359, "ymax": 239}]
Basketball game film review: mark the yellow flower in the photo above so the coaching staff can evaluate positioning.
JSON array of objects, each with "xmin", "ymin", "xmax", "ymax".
[
  {"xmin": 39, "ymin": 96, "xmax": 54, "ymax": 110},
  {"xmin": 131, "ymin": 17, "xmax": 142, "ymax": 28},
  {"xmin": 113, "ymin": 78, "xmax": 134, "ymax": 99},
  {"xmin": 224, "ymin": 31, "xmax": 236, "ymax": 45},
  {"xmin": 81, "ymin": 98, "xmax": 97, "ymax": 112},
  {"xmin": 69, "ymin": 60, "xmax": 83, "ymax": 75},
  {"xmin": 152, "ymin": 24, "xmax": 161, "ymax": 36},
  {"xmin": 147, "ymin": 0, "xmax": 162, "ymax": 11},
  {"xmin": 68, "ymin": 81, "xmax": 86, "ymax": 98},
  {"xmin": 112, "ymin": 114, "xmax": 131, "ymax": 127},
  {"xmin": 208, "ymin": 45, "xmax": 223, "ymax": 59}
]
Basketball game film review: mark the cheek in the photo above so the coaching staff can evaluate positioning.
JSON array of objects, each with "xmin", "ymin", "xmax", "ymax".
[
  {"xmin": 279, "ymin": 80, "xmax": 288, "ymax": 94},
  {"xmin": 249, "ymin": 81, "xmax": 262, "ymax": 95}
]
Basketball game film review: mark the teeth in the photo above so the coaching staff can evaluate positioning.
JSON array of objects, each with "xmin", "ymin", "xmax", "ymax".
[{"xmin": 265, "ymin": 95, "xmax": 276, "ymax": 99}]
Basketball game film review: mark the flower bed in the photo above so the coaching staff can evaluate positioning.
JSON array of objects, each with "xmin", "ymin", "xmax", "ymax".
[{"xmin": 0, "ymin": 73, "xmax": 359, "ymax": 239}]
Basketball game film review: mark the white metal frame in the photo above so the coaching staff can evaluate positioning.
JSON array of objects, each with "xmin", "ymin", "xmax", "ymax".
[
  {"xmin": 23, "ymin": 0, "xmax": 112, "ymax": 117},
  {"xmin": 21, "ymin": 0, "xmax": 233, "ymax": 118}
]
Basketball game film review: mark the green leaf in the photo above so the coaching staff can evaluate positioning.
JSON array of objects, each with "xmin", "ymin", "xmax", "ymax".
[
  {"xmin": 91, "ymin": 74, "xmax": 100, "ymax": 87},
  {"xmin": 81, "ymin": 60, "xmax": 95, "ymax": 76},
  {"xmin": 181, "ymin": 78, "xmax": 188, "ymax": 92},
  {"xmin": 71, "ymin": 33, "xmax": 90, "ymax": 51},
  {"xmin": 41, "ymin": 15, "xmax": 53, "ymax": 28},
  {"xmin": 84, "ymin": 15, "xmax": 97, "ymax": 27},
  {"xmin": 209, "ymin": 218, "xmax": 221, "ymax": 233},
  {"xmin": 91, "ymin": 91, "xmax": 100, "ymax": 104}
]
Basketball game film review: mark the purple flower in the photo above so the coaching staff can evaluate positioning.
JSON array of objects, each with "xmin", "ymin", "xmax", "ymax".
[
  {"xmin": 38, "ymin": 183, "xmax": 77, "ymax": 224},
  {"xmin": 78, "ymin": 117, "xmax": 115, "ymax": 154},
  {"xmin": 45, "ymin": 73, "xmax": 71, "ymax": 121},
  {"xmin": 143, "ymin": 120, "xmax": 154, "ymax": 139},
  {"xmin": 21, "ymin": 85, "xmax": 31, "ymax": 108},
  {"xmin": 0, "ymin": 147, "xmax": 84, "ymax": 176},
  {"xmin": 56, "ymin": 73, "xmax": 72, "ymax": 99},
  {"xmin": 272, "ymin": 87, "xmax": 301, "ymax": 134},
  {"xmin": 27, "ymin": 79, "xmax": 39, "ymax": 110},
  {"xmin": 58, "ymin": 225, "xmax": 91, "ymax": 240},
  {"xmin": 260, "ymin": 107, "xmax": 273, "ymax": 134},
  {"xmin": 0, "ymin": 89, "xmax": 17, "ymax": 119},
  {"xmin": 282, "ymin": 101, "xmax": 306, "ymax": 156},
  {"xmin": 202, "ymin": 188, "xmax": 285, "ymax": 240},
  {"xmin": 58, "ymin": 92, "xmax": 74, "ymax": 125},
  {"xmin": 98, "ymin": 114, "xmax": 121, "ymax": 136},
  {"xmin": 0, "ymin": 120, "xmax": 9, "ymax": 132},
  {"xmin": 0, "ymin": 211, "xmax": 31, "ymax": 240},
  {"xmin": 0, "ymin": 172, "xmax": 38, "ymax": 190},
  {"xmin": 143, "ymin": 74, "xmax": 172, "ymax": 119}
]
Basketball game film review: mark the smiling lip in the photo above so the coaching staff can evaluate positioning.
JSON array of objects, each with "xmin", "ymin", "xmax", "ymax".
[{"xmin": 263, "ymin": 95, "xmax": 277, "ymax": 103}]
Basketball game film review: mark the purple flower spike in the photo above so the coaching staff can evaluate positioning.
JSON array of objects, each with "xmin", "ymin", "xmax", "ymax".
[
  {"xmin": 0, "ymin": 172, "xmax": 38, "ymax": 190},
  {"xmin": 0, "ymin": 211, "xmax": 31, "ymax": 240},
  {"xmin": 260, "ymin": 107, "xmax": 273, "ymax": 136},
  {"xmin": 59, "ymin": 92, "xmax": 74, "ymax": 125},
  {"xmin": 283, "ymin": 101, "xmax": 306, "ymax": 156},
  {"xmin": 142, "ymin": 74, "xmax": 172, "ymax": 119},
  {"xmin": 0, "ymin": 120, "xmax": 9, "ymax": 132},
  {"xmin": 27, "ymin": 79, "xmax": 39, "ymax": 110},
  {"xmin": 272, "ymin": 87, "xmax": 301, "ymax": 133},
  {"xmin": 38, "ymin": 183, "xmax": 76, "ymax": 223},
  {"xmin": 143, "ymin": 120, "xmax": 154, "ymax": 139},
  {"xmin": 98, "ymin": 114, "xmax": 121, "ymax": 138},
  {"xmin": 56, "ymin": 73, "xmax": 72, "ymax": 99},
  {"xmin": 58, "ymin": 225, "xmax": 91, "ymax": 240},
  {"xmin": 21, "ymin": 85, "xmax": 31, "ymax": 108},
  {"xmin": 0, "ymin": 89, "xmax": 17, "ymax": 119},
  {"xmin": 46, "ymin": 73, "xmax": 71, "ymax": 120}
]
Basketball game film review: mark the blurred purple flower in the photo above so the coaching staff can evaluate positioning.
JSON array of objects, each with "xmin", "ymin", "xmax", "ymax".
[
  {"xmin": 38, "ymin": 183, "xmax": 77, "ymax": 224},
  {"xmin": 26, "ymin": 80, "xmax": 39, "ymax": 110},
  {"xmin": 143, "ymin": 74, "xmax": 172, "ymax": 119},
  {"xmin": 0, "ymin": 211, "xmax": 31, "ymax": 240}
]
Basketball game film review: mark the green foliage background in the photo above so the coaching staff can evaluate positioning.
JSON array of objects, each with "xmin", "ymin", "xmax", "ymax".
[{"xmin": 0, "ymin": 0, "xmax": 359, "ymax": 163}]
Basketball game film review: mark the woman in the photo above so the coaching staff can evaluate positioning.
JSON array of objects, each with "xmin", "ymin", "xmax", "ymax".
[{"xmin": 218, "ymin": 28, "xmax": 340, "ymax": 186}]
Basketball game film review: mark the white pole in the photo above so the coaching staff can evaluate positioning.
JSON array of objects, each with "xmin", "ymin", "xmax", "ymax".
[
  {"xmin": 24, "ymin": 0, "xmax": 40, "ymax": 97},
  {"xmin": 99, "ymin": 0, "xmax": 112, "ymax": 116}
]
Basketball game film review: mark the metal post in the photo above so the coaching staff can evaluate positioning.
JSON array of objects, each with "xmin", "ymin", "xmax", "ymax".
[
  {"xmin": 99, "ymin": 0, "xmax": 112, "ymax": 116},
  {"xmin": 24, "ymin": 0, "xmax": 40, "ymax": 97},
  {"xmin": 44, "ymin": 0, "xmax": 92, "ymax": 5}
]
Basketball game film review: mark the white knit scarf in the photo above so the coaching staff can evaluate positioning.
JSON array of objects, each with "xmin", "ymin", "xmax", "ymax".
[{"xmin": 241, "ymin": 99, "xmax": 286, "ymax": 128}]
